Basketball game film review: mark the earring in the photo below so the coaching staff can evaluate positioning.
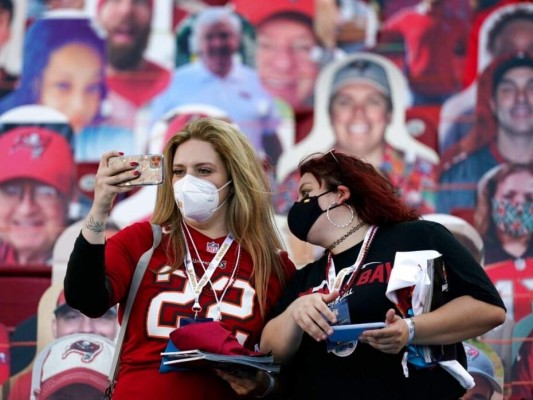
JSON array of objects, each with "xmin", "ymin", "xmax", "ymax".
[{"xmin": 327, "ymin": 203, "xmax": 354, "ymax": 228}]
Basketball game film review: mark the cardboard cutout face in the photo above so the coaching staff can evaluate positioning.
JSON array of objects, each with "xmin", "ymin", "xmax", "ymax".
[
  {"xmin": 255, "ymin": 12, "xmax": 319, "ymax": 111},
  {"xmin": 37, "ymin": 283, "xmax": 119, "ymax": 354},
  {"xmin": 474, "ymin": 163, "xmax": 533, "ymax": 324},
  {"xmin": 276, "ymin": 52, "xmax": 439, "ymax": 185},
  {"xmin": 38, "ymin": 43, "xmax": 103, "ymax": 133},
  {"xmin": 96, "ymin": 0, "xmax": 152, "ymax": 71},
  {"xmin": 197, "ymin": 20, "xmax": 240, "ymax": 78},
  {"xmin": 478, "ymin": 4, "xmax": 533, "ymax": 76},
  {"xmin": 272, "ymin": 52, "xmax": 439, "ymax": 222},
  {"xmin": 0, "ymin": 105, "xmax": 75, "ymax": 266}
]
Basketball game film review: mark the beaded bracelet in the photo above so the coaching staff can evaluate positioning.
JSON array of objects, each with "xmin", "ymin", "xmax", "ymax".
[
  {"xmin": 403, "ymin": 318, "xmax": 415, "ymax": 344},
  {"xmin": 255, "ymin": 373, "xmax": 275, "ymax": 399}
]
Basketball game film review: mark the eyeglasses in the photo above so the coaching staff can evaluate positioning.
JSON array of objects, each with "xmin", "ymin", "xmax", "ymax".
[
  {"xmin": 0, "ymin": 181, "xmax": 63, "ymax": 207},
  {"xmin": 300, "ymin": 150, "xmax": 340, "ymax": 167}
]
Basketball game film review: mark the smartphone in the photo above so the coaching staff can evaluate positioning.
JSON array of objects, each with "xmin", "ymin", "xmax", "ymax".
[
  {"xmin": 108, "ymin": 154, "xmax": 164, "ymax": 186},
  {"xmin": 329, "ymin": 322, "xmax": 386, "ymax": 342}
]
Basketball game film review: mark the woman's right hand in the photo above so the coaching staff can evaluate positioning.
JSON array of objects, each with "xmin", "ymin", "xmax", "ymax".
[
  {"xmin": 287, "ymin": 291, "xmax": 339, "ymax": 342},
  {"xmin": 92, "ymin": 151, "xmax": 139, "ymax": 216}
]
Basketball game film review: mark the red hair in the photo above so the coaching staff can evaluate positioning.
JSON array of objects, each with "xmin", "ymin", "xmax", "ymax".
[{"xmin": 299, "ymin": 151, "xmax": 420, "ymax": 225}]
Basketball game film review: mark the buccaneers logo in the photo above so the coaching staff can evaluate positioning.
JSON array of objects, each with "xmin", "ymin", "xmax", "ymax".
[
  {"xmin": 10, "ymin": 130, "xmax": 52, "ymax": 159},
  {"xmin": 62, "ymin": 339, "xmax": 103, "ymax": 363}
]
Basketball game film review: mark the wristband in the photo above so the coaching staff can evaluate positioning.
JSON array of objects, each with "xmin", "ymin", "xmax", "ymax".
[
  {"xmin": 255, "ymin": 373, "xmax": 275, "ymax": 399},
  {"xmin": 403, "ymin": 318, "xmax": 415, "ymax": 344}
]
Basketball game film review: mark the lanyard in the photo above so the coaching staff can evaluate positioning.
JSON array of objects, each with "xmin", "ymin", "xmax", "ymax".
[
  {"xmin": 183, "ymin": 233, "xmax": 234, "ymax": 316},
  {"xmin": 326, "ymin": 225, "xmax": 378, "ymax": 296}
]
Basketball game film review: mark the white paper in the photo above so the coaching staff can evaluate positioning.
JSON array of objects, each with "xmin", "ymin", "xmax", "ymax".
[
  {"xmin": 386, "ymin": 250, "xmax": 441, "ymax": 315},
  {"xmin": 438, "ymin": 360, "xmax": 475, "ymax": 389},
  {"xmin": 386, "ymin": 251, "xmax": 474, "ymax": 390}
]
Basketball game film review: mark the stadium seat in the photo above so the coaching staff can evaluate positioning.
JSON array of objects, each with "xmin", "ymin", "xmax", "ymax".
[{"xmin": 0, "ymin": 266, "xmax": 51, "ymax": 333}]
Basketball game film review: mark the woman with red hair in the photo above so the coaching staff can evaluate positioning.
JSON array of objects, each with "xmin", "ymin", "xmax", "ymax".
[{"xmin": 260, "ymin": 150, "xmax": 506, "ymax": 399}]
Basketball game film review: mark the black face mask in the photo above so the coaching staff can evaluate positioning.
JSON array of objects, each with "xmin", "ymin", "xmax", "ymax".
[{"xmin": 288, "ymin": 191, "xmax": 334, "ymax": 242}]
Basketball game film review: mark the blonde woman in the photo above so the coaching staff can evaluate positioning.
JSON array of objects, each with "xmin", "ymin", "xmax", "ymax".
[{"xmin": 65, "ymin": 118, "xmax": 295, "ymax": 399}]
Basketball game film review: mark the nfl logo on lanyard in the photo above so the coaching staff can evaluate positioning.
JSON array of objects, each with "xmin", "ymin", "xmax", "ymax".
[{"xmin": 206, "ymin": 241, "xmax": 220, "ymax": 254}]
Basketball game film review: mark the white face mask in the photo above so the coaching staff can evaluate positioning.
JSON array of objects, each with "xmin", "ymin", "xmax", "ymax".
[{"xmin": 173, "ymin": 175, "xmax": 232, "ymax": 222}]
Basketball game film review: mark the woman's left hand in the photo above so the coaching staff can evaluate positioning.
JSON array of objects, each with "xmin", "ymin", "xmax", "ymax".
[
  {"xmin": 215, "ymin": 368, "xmax": 273, "ymax": 397},
  {"xmin": 359, "ymin": 309, "xmax": 409, "ymax": 354}
]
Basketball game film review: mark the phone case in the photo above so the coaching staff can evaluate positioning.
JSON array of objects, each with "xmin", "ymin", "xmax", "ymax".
[
  {"xmin": 109, "ymin": 154, "xmax": 164, "ymax": 186},
  {"xmin": 329, "ymin": 322, "xmax": 386, "ymax": 342}
]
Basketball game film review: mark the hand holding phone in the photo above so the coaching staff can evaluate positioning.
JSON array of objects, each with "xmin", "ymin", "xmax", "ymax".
[{"xmin": 108, "ymin": 154, "xmax": 164, "ymax": 186}]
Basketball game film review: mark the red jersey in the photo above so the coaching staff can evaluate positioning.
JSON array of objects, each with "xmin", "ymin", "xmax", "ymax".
[
  {"xmin": 0, "ymin": 241, "xmax": 53, "ymax": 266},
  {"xmin": 484, "ymin": 257, "xmax": 533, "ymax": 322},
  {"xmin": 106, "ymin": 60, "xmax": 171, "ymax": 108},
  {"xmin": 382, "ymin": 5, "xmax": 468, "ymax": 96},
  {"xmin": 105, "ymin": 222, "xmax": 295, "ymax": 399}
]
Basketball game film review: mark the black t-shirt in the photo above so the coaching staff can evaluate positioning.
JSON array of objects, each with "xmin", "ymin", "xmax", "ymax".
[{"xmin": 274, "ymin": 220, "xmax": 505, "ymax": 400}]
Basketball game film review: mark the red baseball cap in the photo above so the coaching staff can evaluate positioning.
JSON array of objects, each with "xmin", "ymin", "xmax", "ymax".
[
  {"xmin": 233, "ymin": 0, "xmax": 313, "ymax": 25},
  {"xmin": 0, "ymin": 126, "xmax": 75, "ymax": 197},
  {"xmin": 170, "ymin": 321, "xmax": 261, "ymax": 356},
  {"xmin": 32, "ymin": 333, "xmax": 115, "ymax": 399}
]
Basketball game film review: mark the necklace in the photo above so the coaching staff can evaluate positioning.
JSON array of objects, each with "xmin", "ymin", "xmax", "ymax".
[
  {"xmin": 326, "ymin": 221, "xmax": 367, "ymax": 251},
  {"xmin": 325, "ymin": 225, "xmax": 378, "ymax": 297}
]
